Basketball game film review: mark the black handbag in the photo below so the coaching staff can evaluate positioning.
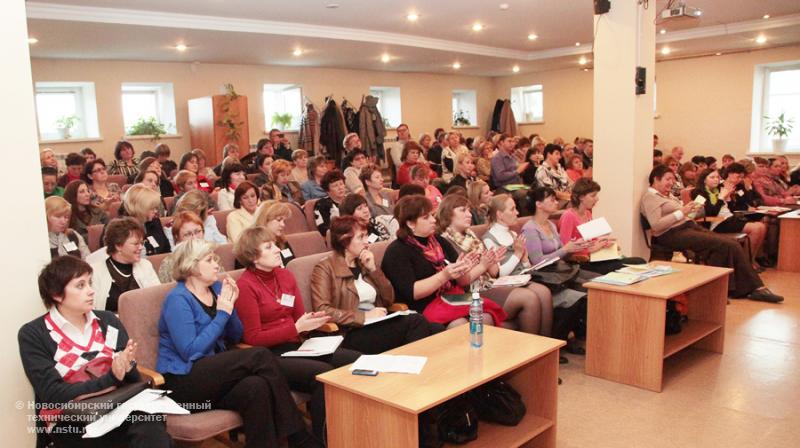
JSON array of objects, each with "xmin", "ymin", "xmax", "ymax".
[
  {"xmin": 532, "ymin": 260, "xmax": 580, "ymax": 293},
  {"xmin": 466, "ymin": 379, "xmax": 526, "ymax": 426},
  {"xmin": 62, "ymin": 381, "xmax": 150, "ymax": 423},
  {"xmin": 419, "ymin": 394, "xmax": 478, "ymax": 446},
  {"xmin": 665, "ymin": 301, "xmax": 683, "ymax": 335}
]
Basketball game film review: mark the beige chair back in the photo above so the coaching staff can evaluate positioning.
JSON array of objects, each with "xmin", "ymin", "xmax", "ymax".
[
  {"xmin": 303, "ymin": 199, "xmax": 319, "ymax": 231},
  {"xmin": 285, "ymin": 202, "xmax": 310, "ymax": 235},
  {"xmin": 212, "ymin": 209, "xmax": 234, "ymax": 237},
  {"xmin": 369, "ymin": 240, "xmax": 391, "ymax": 267},
  {"xmin": 118, "ymin": 282, "xmax": 177, "ymax": 370},
  {"xmin": 286, "ymin": 251, "xmax": 333, "ymax": 312},
  {"xmin": 87, "ymin": 224, "xmax": 105, "ymax": 252},
  {"xmin": 469, "ymin": 223, "xmax": 490, "ymax": 239},
  {"xmin": 216, "ymin": 243, "xmax": 237, "ymax": 271},
  {"xmin": 285, "ymin": 231, "xmax": 328, "ymax": 258}
]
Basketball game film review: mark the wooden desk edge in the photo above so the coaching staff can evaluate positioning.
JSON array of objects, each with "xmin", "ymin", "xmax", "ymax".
[{"xmin": 583, "ymin": 265, "xmax": 732, "ymax": 299}]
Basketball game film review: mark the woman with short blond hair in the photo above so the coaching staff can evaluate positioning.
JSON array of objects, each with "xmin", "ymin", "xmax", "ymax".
[
  {"xmin": 120, "ymin": 184, "xmax": 170, "ymax": 255},
  {"xmin": 253, "ymin": 200, "xmax": 297, "ymax": 265},
  {"xmin": 45, "ymin": 196, "xmax": 90, "ymax": 259}
]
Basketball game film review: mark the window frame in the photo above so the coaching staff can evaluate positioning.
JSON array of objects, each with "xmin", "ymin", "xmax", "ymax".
[
  {"xmin": 451, "ymin": 89, "xmax": 478, "ymax": 128},
  {"xmin": 121, "ymin": 82, "xmax": 177, "ymax": 137},
  {"xmin": 369, "ymin": 86, "xmax": 402, "ymax": 129},
  {"xmin": 34, "ymin": 82, "xmax": 100, "ymax": 141},
  {"xmin": 510, "ymin": 84, "xmax": 544, "ymax": 124},
  {"xmin": 750, "ymin": 60, "xmax": 800, "ymax": 154},
  {"xmin": 262, "ymin": 84, "xmax": 303, "ymax": 132}
]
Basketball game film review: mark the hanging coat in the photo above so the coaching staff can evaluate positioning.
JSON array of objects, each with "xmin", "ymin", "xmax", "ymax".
[
  {"xmin": 491, "ymin": 99, "xmax": 504, "ymax": 132},
  {"xmin": 499, "ymin": 99, "xmax": 517, "ymax": 136},
  {"xmin": 320, "ymin": 99, "xmax": 347, "ymax": 165},
  {"xmin": 358, "ymin": 95, "xmax": 386, "ymax": 159},
  {"xmin": 298, "ymin": 103, "xmax": 320, "ymax": 155},
  {"xmin": 342, "ymin": 100, "xmax": 359, "ymax": 134}
]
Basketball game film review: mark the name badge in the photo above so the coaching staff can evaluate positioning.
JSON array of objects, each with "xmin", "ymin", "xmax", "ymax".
[
  {"xmin": 280, "ymin": 293, "xmax": 295, "ymax": 307},
  {"xmin": 737, "ymin": 190, "xmax": 744, "ymax": 197},
  {"xmin": 330, "ymin": 206, "xmax": 340, "ymax": 218},
  {"xmin": 63, "ymin": 241, "xmax": 78, "ymax": 252},
  {"xmin": 382, "ymin": 198, "xmax": 389, "ymax": 207},
  {"xmin": 367, "ymin": 233, "xmax": 379, "ymax": 243},
  {"xmin": 147, "ymin": 235, "xmax": 160, "ymax": 248},
  {"xmin": 199, "ymin": 182, "xmax": 209, "ymax": 188},
  {"xmin": 281, "ymin": 248, "xmax": 293, "ymax": 259},
  {"xmin": 314, "ymin": 210, "xmax": 324, "ymax": 226}
]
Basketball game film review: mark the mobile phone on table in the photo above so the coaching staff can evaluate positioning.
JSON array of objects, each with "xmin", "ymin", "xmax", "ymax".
[{"xmin": 352, "ymin": 369, "xmax": 379, "ymax": 376}]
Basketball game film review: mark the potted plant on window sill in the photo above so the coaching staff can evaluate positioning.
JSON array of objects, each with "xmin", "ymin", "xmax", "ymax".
[
  {"xmin": 453, "ymin": 110, "xmax": 471, "ymax": 127},
  {"xmin": 764, "ymin": 113, "xmax": 794, "ymax": 152},
  {"xmin": 56, "ymin": 115, "xmax": 80, "ymax": 139},
  {"xmin": 127, "ymin": 117, "xmax": 168, "ymax": 142},
  {"xmin": 271, "ymin": 112, "xmax": 293, "ymax": 131}
]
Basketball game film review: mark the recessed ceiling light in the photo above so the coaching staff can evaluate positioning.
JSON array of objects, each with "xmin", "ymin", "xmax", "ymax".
[
  {"xmin": 499, "ymin": 3, "xmax": 510, "ymax": 10},
  {"xmin": 579, "ymin": 56, "xmax": 588, "ymax": 65},
  {"xmin": 407, "ymin": 12, "xmax": 419, "ymax": 22},
  {"xmin": 660, "ymin": 29, "xmax": 667, "ymax": 35},
  {"xmin": 715, "ymin": 52, "xmax": 723, "ymax": 56},
  {"xmin": 661, "ymin": 46, "xmax": 671, "ymax": 55},
  {"xmin": 472, "ymin": 23, "xmax": 484, "ymax": 32},
  {"xmin": 512, "ymin": 65, "xmax": 520, "ymax": 73},
  {"xmin": 452, "ymin": 62, "xmax": 461, "ymax": 70},
  {"xmin": 763, "ymin": 14, "xmax": 770, "ymax": 19},
  {"xmin": 28, "ymin": 37, "xmax": 38, "ymax": 44},
  {"xmin": 575, "ymin": 42, "xmax": 581, "ymax": 46},
  {"xmin": 755, "ymin": 35, "xmax": 767, "ymax": 44},
  {"xmin": 582, "ymin": 68, "xmax": 590, "ymax": 72},
  {"xmin": 326, "ymin": 3, "xmax": 339, "ymax": 8},
  {"xmin": 381, "ymin": 53, "xmax": 391, "ymax": 63},
  {"xmin": 293, "ymin": 48, "xmax": 303, "ymax": 56},
  {"xmin": 175, "ymin": 44, "xmax": 187, "ymax": 52},
  {"xmin": 527, "ymin": 33, "xmax": 538, "ymax": 41}
]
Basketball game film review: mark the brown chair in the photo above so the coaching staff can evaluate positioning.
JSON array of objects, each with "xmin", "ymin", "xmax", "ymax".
[
  {"xmin": 106, "ymin": 201, "xmax": 122, "ymax": 219},
  {"xmin": 286, "ymin": 251, "xmax": 333, "ymax": 314},
  {"xmin": 216, "ymin": 243, "xmax": 237, "ymax": 271},
  {"xmin": 511, "ymin": 215, "xmax": 533, "ymax": 233},
  {"xmin": 469, "ymin": 224, "xmax": 490, "ymax": 239},
  {"xmin": 303, "ymin": 199, "xmax": 319, "ymax": 231},
  {"xmin": 87, "ymin": 224, "xmax": 105, "ymax": 252},
  {"xmin": 369, "ymin": 240, "xmax": 392, "ymax": 267},
  {"xmin": 147, "ymin": 252, "xmax": 171, "ymax": 274},
  {"xmin": 118, "ymin": 283, "xmax": 244, "ymax": 443},
  {"xmin": 212, "ymin": 209, "xmax": 235, "ymax": 237},
  {"xmin": 107, "ymin": 174, "xmax": 128, "ymax": 186},
  {"xmin": 285, "ymin": 231, "xmax": 328, "ymax": 258},
  {"xmin": 163, "ymin": 196, "xmax": 175, "ymax": 213},
  {"xmin": 246, "ymin": 173, "xmax": 261, "ymax": 182},
  {"xmin": 285, "ymin": 203, "xmax": 310, "ymax": 235}
]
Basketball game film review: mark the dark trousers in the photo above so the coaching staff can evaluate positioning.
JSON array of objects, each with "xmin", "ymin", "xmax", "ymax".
[
  {"xmin": 655, "ymin": 222, "xmax": 763, "ymax": 296},
  {"xmin": 164, "ymin": 347, "xmax": 305, "ymax": 448},
  {"xmin": 584, "ymin": 256, "xmax": 648, "ymax": 275},
  {"xmin": 272, "ymin": 344, "xmax": 361, "ymax": 440},
  {"xmin": 341, "ymin": 314, "xmax": 441, "ymax": 354},
  {"xmin": 50, "ymin": 412, "xmax": 171, "ymax": 448}
]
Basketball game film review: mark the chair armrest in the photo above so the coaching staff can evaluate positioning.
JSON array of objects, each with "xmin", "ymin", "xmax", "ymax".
[
  {"xmin": 389, "ymin": 303, "xmax": 408, "ymax": 312},
  {"xmin": 235, "ymin": 343, "xmax": 253, "ymax": 349},
  {"xmin": 318, "ymin": 323, "xmax": 339, "ymax": 333},
  {"xmin": 138, "ymin": 366, "xmax": 165, "ymax": 387}
]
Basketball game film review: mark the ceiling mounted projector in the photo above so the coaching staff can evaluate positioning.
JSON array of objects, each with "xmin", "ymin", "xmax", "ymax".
[{"xmin": 661, "ymin": 2, "xmax": 703, "ymax": 20}]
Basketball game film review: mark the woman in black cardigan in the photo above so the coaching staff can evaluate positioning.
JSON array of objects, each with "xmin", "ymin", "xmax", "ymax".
[{"xmin": 18, "ymin": 256, "xmax": 171, "ymax": 447}]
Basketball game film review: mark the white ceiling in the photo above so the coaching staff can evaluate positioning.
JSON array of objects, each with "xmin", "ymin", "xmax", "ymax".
[{"xmin": 25, "ymin": 0, "xmax": 800, "ymax": 76}]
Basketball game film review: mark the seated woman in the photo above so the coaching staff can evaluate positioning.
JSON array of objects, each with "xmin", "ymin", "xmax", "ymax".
[
  {"xmin": 520, "ymin": 142, "xmax": 542, "ymax": 186},
  {"xmin": 339, "ymin": 194, "xmax": 391, "ymax": 243},
  {"xmin": 397, "ymin": 142, "xmax": 434, "ymax": 186},
  {"xmin": 641, "ymin": 164, "xmax": 782, "ymax": 303},
  {"xmin": 108, "ymin": 140, "xmax": 139, "ymax": 179},
  {"xmin": 171, "ymin": 189, "xmax": 227, "ymax": 245},
  {"xmin": 360, "ymin": 165, "xmax": 394, "ymax": 218},
  {"xmin": 662, "ymin": 155, "xmax": 685, "ymax": 197},
  {"xmin": 215, "ymin": 162, "xmax": 247, "ymax": 211},
  {"xmin": 558, "ymin": 179, "xmax": 646, "ymax": 275},
  {"xmin": 46, "ymin": 196, "xmax": 91, "ymax": 259},
  {"xmin": 692, "ymin": 168, "xmax": 767, "ymax": 271},
  {"xmin": 119, "ymin": 184, "xmax": 171, "ymax": 255},
  {"xmin": 301, "ymin": 156, "xmax": 329, "ymax": 201},
  {"xmin": 227, "ymin": 181, "xmax": 260, "ymax": 244},
  {"xmin": 565, "ymin": 155, "xmax": 585, "ymax": 183},
  {"xmin": 134, "ymin": 169, "xmax": 169, "ymax": 217},
  {"xmin": 158, "ymin": 239, "xmax": 321, "ymax": 448},
  {"xmin": 91, "ymin": 218, "xmax": 160, "ymax": 311},
  {"xmin": 290, "ymin": 150, "xmax": 309, "ymax": 184},
  {"xmin": 252, "ymin": 153, "xmax": 274, "ymax": 187},
  {"xmin": 342, "ymin": 149, "xmax": 368, "ymax": 194},
  {"xmin": 254, "ymin": 200, "xmax": 298, "ymax": 266},
  {"xmin": 535, "ymin": 144, "xmax": 572, "ymax": 203},
  {"xmin": 410, "ymin": 164, "xmax": 443, "ymax": 210},
  {"xmin": 158, "ymin": 211, "xmax": 227, "ymax": 283},
  {"xmin": 381, "ymin": 195, "xmax": 507, "ymax": 327},
  {"xmin": 261, "ymin": 159, "xmax": 305, "ymax": 205},
  {"xmin": 439, "ymin": 194, "xmax": 552, "ymax": 336},
  {"xmin": 475, "ymin": 141, "xmax": 494, "ymax": 183},
  {"xmin": 63, "ymin": 180, "xmax": 108, "ymax": 243},
  {"xmin": 191, "ymin": 148, "xmax": 217, "ymax": 187},
  {"xmin": 467, "ymin": 179, "xmax": 492, "ymax": 225},
  {"xmin": 449, "ymin": 152, "xmax": 477, "ymax": 190},
  {"xmin": 313, "ymin": 170, "xmax": 348, "ymax": 237},
  {"xmin": 19, "ymin": 256, "xmax": 171, "ymax": 447},
  {"xmin": 82, "ymin": 158, "xmax": 121, "ymax": 210},
  {"xmin": 139, "ymin": 156, "xmax": 175, "ymax": 197},
  {"xmin": 678, "ymin": 161, "xmax": 698, "ymax": 189},
  {"xmin": 312, "ymin": 216, "xmax": 439, "ymax": 353},
  {"xmin": 178, "ymin": 152, "xmax": 211, "ymax": 193},
  {"xmin": 233, "ymin": 226, "xmax": 359, "ymax": 440}
]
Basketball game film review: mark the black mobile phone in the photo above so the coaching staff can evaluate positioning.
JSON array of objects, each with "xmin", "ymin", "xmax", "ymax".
[{"xmin": 352, "ymin": 369, "xmax": 379, "ymax": 376}]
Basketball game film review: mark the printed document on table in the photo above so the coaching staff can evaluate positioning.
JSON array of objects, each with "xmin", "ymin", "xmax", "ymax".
[
  {"xmin": 349, "ymin": 355, "xmax": 428, "ymax": 374},
  {"xmin": 281, "ymin": 336, "xmax": 344, "ymax": 357},
  {"xmin": 577, "ymin": 217, "xmax": 613, "ymax": 240}
]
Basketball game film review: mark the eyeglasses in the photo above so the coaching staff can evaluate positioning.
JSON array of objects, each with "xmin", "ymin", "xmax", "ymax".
[
  {"xmin": 92, "ymin": 167, "xmax": 107, "ymax": 174},
  {"xmin": 180, "ymin": 228, "xmax": 204, "ymax": 239},
  {"xmin": 196, "ymin": 254, "xmax": 221, "ymax": 263}
]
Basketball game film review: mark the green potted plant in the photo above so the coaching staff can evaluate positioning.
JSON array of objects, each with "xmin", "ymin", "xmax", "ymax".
[
  {"xmin": 271, "ymin": 112, "xmax": 293, "ymax": 130},
  {"xmin": 127, "ymin": 117, "xmax": 168, "ymax": 141},
  {"xmin": 764, "ymin": 113, "xmax": 794, "ymax": 152},
  {"xmin": 55, "ymin": 115, "xmax": 80, "ymax": 139},
  {"xmin": 453, "ymin": 110, "xmax": 471, "ymax": 127}
]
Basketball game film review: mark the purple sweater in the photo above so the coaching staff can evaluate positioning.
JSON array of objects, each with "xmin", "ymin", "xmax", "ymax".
[{"xmin": 521, "ymin": 219, "xmax": 568, "ymax": 266}]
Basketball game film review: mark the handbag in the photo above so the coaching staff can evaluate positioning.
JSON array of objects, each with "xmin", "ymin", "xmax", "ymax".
[
  {"xmin": 665, "ymin": 301, "xmax": 683, "ymax": 335},
  {"xmin": 62, "ymin": 381, "xmax": 150, "ymax": 423},
  {"xmin": 531, "ymin": 260, "xmax": 580, "ymax": 293},
  {"xmin": 466, "ymin": 379, "xmax": 526, "ymax": 426},
  {"xmin": 419, "ymin": 394, "xmax": 478, "ymax": 446}
]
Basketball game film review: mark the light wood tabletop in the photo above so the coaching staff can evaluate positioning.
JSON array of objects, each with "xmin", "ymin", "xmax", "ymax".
[
  {"xmin": 583, "ymin": 261, "xmax": 732, "ymax": 299},
  {"xmin": 317, "ymin": 325, "xmax": 564, "ymax": 414}
]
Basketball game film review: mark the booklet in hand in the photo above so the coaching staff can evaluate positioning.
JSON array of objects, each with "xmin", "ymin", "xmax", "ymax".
[{"xmin": 281, "ymin": 336, "xmax": 344, "ymax": 357}]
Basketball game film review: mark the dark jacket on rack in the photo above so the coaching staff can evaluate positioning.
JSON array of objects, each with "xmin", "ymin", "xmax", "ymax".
[
  {"xmin": 320, "ymin": 99, "xmax": 347, "ymax": 165},
  {"xmin": 358, "ymin": 95, "xmax": 387, "ymax": 159},
  {"xmin": 298, "ymin": 103, "xmax": 320, "ymax": 155},
  {"xmin": 499, "ymin": 99, "xmax": 517, "ymax": 136},
  {"xmin": 491, "ymin": 99, "xmax": 504, "ymax": 132},
  {"xmin": 342, "ymin": 100, "xmax": 359, "ymax": 134}
]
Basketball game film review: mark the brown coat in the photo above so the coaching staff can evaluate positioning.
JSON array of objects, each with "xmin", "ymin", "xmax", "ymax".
[{"xmin": 310, "ymin": 252, "xmax": 394, "ymax": 326}]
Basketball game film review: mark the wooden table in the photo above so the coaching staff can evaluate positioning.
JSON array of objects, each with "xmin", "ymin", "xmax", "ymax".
[
  {"xmin": 583, "ymin": 262, "xmax": 731, "ymax": 392},
  {"xmin": 777, "ymin": 209, "xmax": 800, "ymax": 272},
  {"xmin": 317, "ymin": 325, "xmax": 564, "ymax": 447}
]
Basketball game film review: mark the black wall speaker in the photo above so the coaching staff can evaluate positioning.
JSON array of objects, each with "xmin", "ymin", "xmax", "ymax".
[{"xmin": 594, "ymin": 0, "xmax": 611, "ymax": 14}]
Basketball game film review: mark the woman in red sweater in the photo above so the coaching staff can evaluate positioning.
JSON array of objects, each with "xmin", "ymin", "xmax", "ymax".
[{"xmin": 233, "ymin": 226, "xmax": 360, "ymax": 441}]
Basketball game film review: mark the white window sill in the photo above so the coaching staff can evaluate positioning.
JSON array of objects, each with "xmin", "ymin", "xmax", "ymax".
[
  {"xmin": 518, "ymin": 121, "xmax": 545, "ymax": 125},
  {"xmin": 452, "ymin": 126, "xmax": 480, "ymax": 130},
  {"xmin": 264, "ymin": 130, "xmax": 299, "ymax": 134},
  {"xmin": 124, "ymin": 134, "xmax": 183, "ymax": 141},
  {"xmin": 39, "ymin": 137, "xmax": 103, "ymax": 144},
  {"xmin": 747, "ymin": 150, "xmax": 800, "ymax": 156}
]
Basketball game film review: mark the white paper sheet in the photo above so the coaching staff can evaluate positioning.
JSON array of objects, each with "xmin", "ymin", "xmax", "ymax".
[
  {"xmin": 348, "ymin": 355, "xmax": 428, "ymax": 374},
  {"xmin": 492, "ymin": 274, "xmax": 531, "ymax": 287},
  {"xmin": 364, "ymin": 310, "xmax": 417, "ymax": 326},
  {"xmin": 577, "ymin": 217, "xmax": 613, "ymax": 240},
  {"xmin": 83, "ymin": 389, "xmax": 188, "ymax": 439},
  {"xmin": 590, "ymin": 242, "xmax": 622, "ymax": 262},
  {"xmin": 281, "ymin": 336, "xmax": 344, "ymax": 357}
]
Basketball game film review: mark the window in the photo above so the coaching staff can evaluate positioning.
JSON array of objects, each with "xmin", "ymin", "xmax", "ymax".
[
  {"xmin": 34, "ymin": 82, "xmax": 99, "ymax": 141},
  {"xmin": 369, "ymin": 86, "xmax": 402, "ymax": 128},
  {"xmin": 263, "ymin": 84, "xmax": 303, "ymax": 131},
  {"xmin": 751, "ymin": 61, "xmax": 800, "ymax": 152},
  {"xmin": 452, "ymin": 90, "xmax": 477, "ymax": 127},
  {"xmin": 510, "ymin": 84, "xmax": 544, "ymax": 123},
  {"xmin": 121, "ymin": 83, "xmax": 177, "ymax": 135}
]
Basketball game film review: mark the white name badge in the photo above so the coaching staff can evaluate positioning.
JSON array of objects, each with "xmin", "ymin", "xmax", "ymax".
[
  {"xmin": 63, "ymin": 241, "xmax": 78, "ymax": 252},
  {"xmin": 737, "ymin": 190, "xmax": 744, "ymax": 197},
  {"xmin": 382, "ymin": 198, "xmax": 389, "ymax": 207},
  {"xmin": 199, "ymin": 182, "xmax": 209, "ymax": 188},
  {"xmin": 280, "ymin": 293, "xmax": 295, "ymax": 307},
  {"xmin": 367, "ymin": 233, "xmax": 379, "ymax": 243},
  {"xmin": 315, "ymin": 210, "xmax": 324, "ymax": 226},
  {"xmin": 281, "ymin": 248, "xmax": 293, "ymax": 259},
  {"xmin": 147, "ymin": 235, "xmax": 159, "ymax": 248},
  {"xmin": 330, "ymin": 206, "xmax": 340, "ymax": 218}
]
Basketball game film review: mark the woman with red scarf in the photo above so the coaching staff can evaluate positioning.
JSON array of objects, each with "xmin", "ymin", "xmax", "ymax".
[{"xmin": 381, "ymin": 195, "xmax": 506, "ymax": 327}]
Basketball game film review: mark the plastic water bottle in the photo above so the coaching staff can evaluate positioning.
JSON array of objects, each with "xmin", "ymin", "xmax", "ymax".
[{"xmin": 469, "ymin": 291, "xmax": 484, "ymax": 348}]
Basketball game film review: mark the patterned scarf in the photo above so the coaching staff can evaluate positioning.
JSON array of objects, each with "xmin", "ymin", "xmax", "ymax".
[
  {"xmin": 443, "ymin": 228, "xmax": 492, "ymax": 290},
  {"xmin": 403, "ymin": 235, "xmax": 455, "ymax": 295}
]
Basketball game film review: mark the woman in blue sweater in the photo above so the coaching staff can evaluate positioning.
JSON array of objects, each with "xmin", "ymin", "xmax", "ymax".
[{"xmin": 157, "ymin": 239, "xmax": 320, "ymax": 448}]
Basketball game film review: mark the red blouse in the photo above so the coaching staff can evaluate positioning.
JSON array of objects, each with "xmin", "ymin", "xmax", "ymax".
[{"xmin": 234, "ymin": 267, "xmax": 305, "ymax": 347}]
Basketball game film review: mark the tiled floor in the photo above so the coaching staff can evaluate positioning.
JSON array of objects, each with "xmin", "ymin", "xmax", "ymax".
[{"xmin": 203, "ymin": 269, "xmax": 799, "ymax": 448}]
